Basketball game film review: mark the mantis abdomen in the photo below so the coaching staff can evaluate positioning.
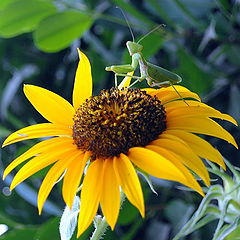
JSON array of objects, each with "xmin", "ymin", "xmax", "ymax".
[{"xmin": 146, "ymin": 62, "xmax": 182, "ymax": 87}]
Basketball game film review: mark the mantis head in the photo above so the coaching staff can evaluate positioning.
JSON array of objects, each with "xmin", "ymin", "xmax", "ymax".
[{"xmin": 126, "ymin": 41, "xmax": 143, "ymax": 56}]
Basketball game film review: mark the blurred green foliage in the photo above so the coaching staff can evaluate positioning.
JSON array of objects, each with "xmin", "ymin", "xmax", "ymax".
[{"xmin": 0, "ymin": 0, "xmax": 239, "ymax": 239}]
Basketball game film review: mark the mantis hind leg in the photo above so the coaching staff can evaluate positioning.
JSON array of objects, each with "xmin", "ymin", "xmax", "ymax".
[
  {"xmin": 169, "ymin": 82, "xmax": 189, "ymax": 106},
  {"xmin": 150, "ymin": 79, "xmax": 189, "ymax": 106}
]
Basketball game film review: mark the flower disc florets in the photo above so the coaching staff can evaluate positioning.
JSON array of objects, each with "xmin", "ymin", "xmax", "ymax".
[{"xmin": 73, "ymin": 88, "xmax": 166, "ymax": 159}]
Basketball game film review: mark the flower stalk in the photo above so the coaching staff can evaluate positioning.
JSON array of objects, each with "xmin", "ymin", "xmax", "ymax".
[{"xmin": 90, "ymin": 191, "xmax": 125, "ymax": 240}]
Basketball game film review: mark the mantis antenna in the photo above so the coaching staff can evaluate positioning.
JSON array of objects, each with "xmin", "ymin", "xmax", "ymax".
[
  {"xmin": 137, "ymin": 24, "xmax": 166, "ymax": 43},
  {"xmin": 116, "ymin": 6, "xmax": 135, "ymax": 42}
]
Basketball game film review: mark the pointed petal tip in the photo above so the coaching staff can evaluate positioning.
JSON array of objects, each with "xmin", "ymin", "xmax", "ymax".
[
  {"xmin": 9, "ymin": 184, "xmax": 14, "ymax": 191},
  {"xmin": 77, "ymin": 228, "xmax": 86, "ymax": 239},
  {"xmin": 2, "ymin": 137, "xmax": 12, "ymax": 148},
  {"xmin": 221, "ymin": 162, "xmax": 227, "ymax": 171},
  {"xmin": 140, "ymin": 208, "xmax": 145, "ymax": 218},
  {"xmin": 77, "ymin": 48, "xmax": 81, "ymax": 57},
  {"xmin": 199, "ymin": 189, "xmax": 205, "ymax": 197},
  {"xmin": 77, "ymin": 48, "xmax": 85, "ymax": 59},
  {"xmin": 23, "ymin": 84, "xmax": 32, "ymax": 92},
  {"xmin": 230, "ymin": 139, "xmax": 238, "ymax": 149},
  {"xmin": 2, "ymin": 171, "xmax": 7, "ymax": 180},
  {"xmin": 109, "ymin": 225, "xmax": 115, "ymax": 231},
  {"xmin": 38, "ymin": 208, "xmax": 42, "ymax": 215},
  {"xmin": 107, "ymin": 220, "xmax": 117, "ymax": 231}
]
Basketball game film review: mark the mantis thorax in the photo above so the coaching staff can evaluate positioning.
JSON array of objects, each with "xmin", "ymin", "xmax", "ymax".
[{"xmin": 126, "ymin": 41, "xmax": 143, "ymax": 56}]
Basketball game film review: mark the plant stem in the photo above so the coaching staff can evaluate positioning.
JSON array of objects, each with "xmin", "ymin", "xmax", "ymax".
[
  {"xmin": 90, "ymin": 191, "xmax": 125, "ymax": 240},
  {"xmin": 90, "ymin": 216, "xmax": 108, "ymax": 240}
]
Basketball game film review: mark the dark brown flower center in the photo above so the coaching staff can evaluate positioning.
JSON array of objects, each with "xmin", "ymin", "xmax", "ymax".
[{"xmin": 73, "ymin": 88, "xmax": 166, "ymax": 159}]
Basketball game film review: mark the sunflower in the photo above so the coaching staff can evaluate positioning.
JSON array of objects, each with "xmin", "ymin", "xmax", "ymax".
[{"xmin": 2, "ymin": 50, "xmax": 238, "ymax": 237}]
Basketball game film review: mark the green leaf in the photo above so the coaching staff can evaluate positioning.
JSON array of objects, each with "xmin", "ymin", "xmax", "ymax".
[
  {"xmin": 118, "ymin": 199, "xmax": 139, "ymax": 225},
  {"xmin": 34, "ymin": 217, "xmax": 60, "ymax": 240},
  {"xmin": 214, "ymin": 217, "xmax": 240, "ymax": 240},
  {"xmin": 33, "ymin": 10, "xmax": 93, "ymax": 52},
  {"xmin": 175, "ymin": 46, "xmax": 213, "ymax": 93},
  {"xmin": 111, "ymin": 0, "xmax": 154, "ymax": 26},
  {"xmin": 0, "ymin": 0, "xmax": 57, "ymax": 37},
  {"xmin": 226, "ymin": 225, "xmax": 240, "ymax": 240},
  {"xmin": 0, "ymin": 125, "xmax": 10, "ymax": 137},
  {"xmin": 0, "ymin": 228, "xmax": 38, "ymax": 240},
  {"xmin": 147, "ymin": 0, "xmax": 175, "ymax": 27},
  {"xmin": 0, "ymin": 0, "xmax": 16, "ymax": 10},
  {"xmin": 0, "ymin": 213, "xmax": 22, "ymax": 228},
  {"xmin": 140, "ymin": 32, "xmax": 165, "ymax": 59}
]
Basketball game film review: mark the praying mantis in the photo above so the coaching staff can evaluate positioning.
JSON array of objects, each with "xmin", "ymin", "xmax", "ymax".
[
  {"xmin": 105, "ymin": 13, "xmax": 184, "ymax": 99},
  {"xmin": 105, "ymin": 37, "xmax": 182, "ymax": 89}
]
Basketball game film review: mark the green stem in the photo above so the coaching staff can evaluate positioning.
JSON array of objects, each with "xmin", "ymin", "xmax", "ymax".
[
  {"xmin": 89, "ymin": 192, "xmax": 125, "ymax": 240},
  {"xmin": 90, "ymin": 217, "xmax": 109, "ymax": 240}
]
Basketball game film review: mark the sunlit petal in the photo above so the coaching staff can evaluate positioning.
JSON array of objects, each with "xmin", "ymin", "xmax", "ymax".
[
  {"xmin": 10, "ymin": 147, "xmax": 79, "ymax": 190},
  {"xmin": 141, "ymin": 88, "xmax": 157, "ymax": 94},
  {"xmin": 166, "ymin": 106, "xmax": 238, "ymax": 126},
  {"xmin": 128, "ymin": 147, "xmax": 188, "ymax": 184},
  {"xmin": 77, "ymin": 159, "xmax": 104, "ymax": 237},
  {"xmin": 151, "ymin": 139, "xmax": 210, "ymax": 185},
  {"xmin": 3, "ymin": 137, "xmax": 73, "ymax": 179},
  {"xmin": 162, "ymin": 130, "xmax": 225, "ymax": 169},
  {"xmin": 73, "ymin": 50, "xmax": 92, "ymax": 110},
  {"xmin": 62, "ymin": 152, "xmax": 90, "ymax": 208},
  {"xmin": 146, "ymin": 145, "xmax": 204, "ymax": 195},
  {"xmin": 165, "ymin": 100, "xmax": 214, "ymax": 110},
  {"xmin": 167, "ymin": 117, "xmax": 238, "ymax": 148},
  {"xmin": 24, "ymin": 84, "xmax": 75, "ymax": 125},
  {"xmin": 38, "ymin": 150, "xmax": 81, "ymax": 214},
  {"xmin": 148, "ymin": 85, "xmax": 201, "ymax": 103},
  {"xmin": 114, "ymin": 154, "xmax": 144, "ymax": 217},
  {"xmin": 2, "ymin": 123, "xmax": 72, "ymax": 147},
  {"xmin": 100, "ymin": 158, "xmax": 120, "ymax": 230}
]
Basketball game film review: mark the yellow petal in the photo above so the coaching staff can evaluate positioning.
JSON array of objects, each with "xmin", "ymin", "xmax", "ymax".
[
  {"xmin": 162, "ymin": 130, "xmax": 225, "ymax": 169},
  {"xmin": 2, "ymin": 123, "xmax": 72, "ymax": 147},
  {"xmin": 10, "ymin": 147, "xmax": 79, "ymax": 190},
  {"xmin": 167, "ymin": 117, "xmax": 238, "ymax": 148},
  {"xmin": 113, "ymin": 154, "xmax": 144, "ymax": 217},
  {"xmin": 165, "ymin": 100, "xmax": 213, "ymax": 110},
  {"xmin": 62, "ymin": 152, "xmax": 90, "ymax": 208},
  {"xmin": 165, "ymin": 101, "xmax": 237, "ymax": 126},
  {"xmin": 73, "ymin": 50, "xmax": 92, "ymax": 110},
  {"xmin": 146, "ymin": 145, "xmax": 204, "ymax": 196},
  {"xmin": 141, "ymin": 88, "xmax": 157, "ymax": 94},
  {"xmin": 77, "ymin": 159, "xmax": 104, "ymax": 237},
  {"xmin": 160, "ymin": 92, "xmax": 201, "ymax": 104},
  {"xmin": 100, "ymin": 158, "xmax": 120, "ymax": 230},
  {"xmin": 166, "ymin": 106, "xmax": 238, "ymax": 126},
  {"xmin": 128, "ymin": 147, "xmax": 188, "ymax": 185},
  {"xmin": 118, "ymin": 71, "xmax": 134, "ymax": 90},
  {"xmin": 149, "ymin": 85, "xmax": 201, "ymax": 103},
  {"xmin": 38, "ymin": 150, "xmax": 81, "ymax": 214},
  {"xmin": 151, "ymin": 139, "xmax": 210, "ymax": 185},
  {"xmin": 3, "ymin": 137, "xmax": 73, "ymax": 179},
  {"xmin": 24, "ymin": 84, "xmax": 74, "ymax": 126},
  {"xmin": 150, "ymin": 85, "xmax": 193, "ymax": 94}
]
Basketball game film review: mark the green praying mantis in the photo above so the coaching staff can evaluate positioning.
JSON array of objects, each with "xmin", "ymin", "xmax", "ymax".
[
  {"xmin": 105, "ymin": 36, "xmax": 182, "ymax": 89},
  {"xmin": 105, "ymin": 13, "xmax": 186, "ymax": 103}
]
